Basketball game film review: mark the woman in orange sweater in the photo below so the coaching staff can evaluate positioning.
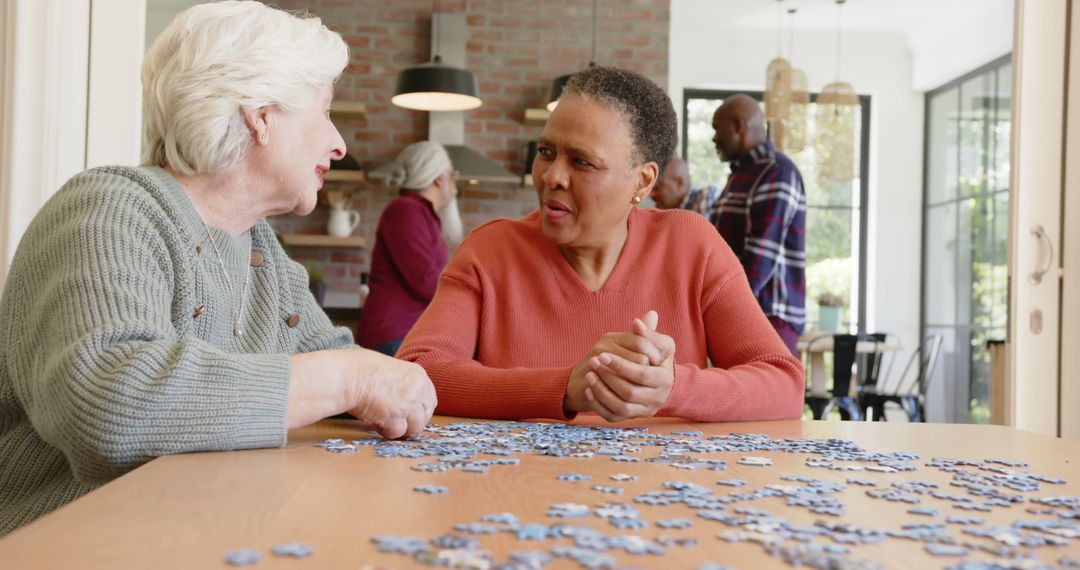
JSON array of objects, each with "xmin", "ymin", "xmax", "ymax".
[{"xmin": 398, "ymin": 66, "xmax": 804, "ymax": 423}]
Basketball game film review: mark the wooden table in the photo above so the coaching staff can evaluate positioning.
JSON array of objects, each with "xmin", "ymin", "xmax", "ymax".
[
  {"xmin": 798, "ymin": 334, "xmax": 904, "ymax": 396},
  {"xmin": 0, "ymin": 417, "xmax": 1077, "ymax": 568}
]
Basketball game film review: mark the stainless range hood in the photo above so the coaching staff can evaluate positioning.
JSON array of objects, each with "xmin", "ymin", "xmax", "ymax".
[
  {"xmin": 440, "ymin": 145, "xmax": 518, "ymax": 185},
  {"xmin": 427, "ymin": 12, "xmax": 519, "ymax": 185}
]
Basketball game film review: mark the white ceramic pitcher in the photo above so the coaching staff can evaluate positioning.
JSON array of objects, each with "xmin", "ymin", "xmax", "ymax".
[{"xmin": 327, "ymin": 209, "xmax": 360, "ymax": 237}]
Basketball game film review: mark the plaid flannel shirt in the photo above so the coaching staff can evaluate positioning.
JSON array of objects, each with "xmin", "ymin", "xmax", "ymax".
[{"xmin": 708, "ymin": 142, "xmax": 806, "ymax": 333}]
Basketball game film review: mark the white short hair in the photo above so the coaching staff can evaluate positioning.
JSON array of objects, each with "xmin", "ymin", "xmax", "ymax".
[{"xmin": 141, "ymin": 1, "xmax": 348, "ymax": 175}]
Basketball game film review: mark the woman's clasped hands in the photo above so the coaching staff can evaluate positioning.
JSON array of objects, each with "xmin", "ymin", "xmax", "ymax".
[{"xmin": 565, "ymin": 310, "xmax": 675, "ymax": 421}]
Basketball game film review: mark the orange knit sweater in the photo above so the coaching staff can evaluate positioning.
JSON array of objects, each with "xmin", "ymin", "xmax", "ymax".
[{"xmin": 398, "ymin": 207, "xmax": 805, "ymax": 422}]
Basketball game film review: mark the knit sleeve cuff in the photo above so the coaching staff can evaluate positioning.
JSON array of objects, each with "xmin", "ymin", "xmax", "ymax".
[{"xmin": 224, "ymin": 352, "xmax": 292, "ymax": 449}]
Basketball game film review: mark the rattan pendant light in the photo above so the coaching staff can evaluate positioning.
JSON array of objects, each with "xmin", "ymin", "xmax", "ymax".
[
  {"xmin": 764, "ymin": 0, "xmax": 792, "ymax": 124},
  {"xmin": 781, "ymin": 7, "xmax": 809, "ymax": 153},
  {"xmin": 815, "ymin": 0, "xmax": 859, "ymax": 182}
]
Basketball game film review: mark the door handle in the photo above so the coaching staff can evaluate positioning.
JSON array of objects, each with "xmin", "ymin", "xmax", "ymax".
[{"xmin": 1028, "ymin": 224, "xmax": 1054, "ymax": 285}]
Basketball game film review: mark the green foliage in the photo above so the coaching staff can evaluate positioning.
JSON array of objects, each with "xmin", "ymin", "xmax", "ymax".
[
  {"xmin": 304, "ymin": 262, "xmax": 326, "ymax": 284},
  {"xmin": 970, "ymin": 402, "xmax": 991, "ymax": 424},
  {"xmin": 816, "ymin": 292, "xmax": 845, "ymax": 308},
  {"xmin": 806, "ymin": 208, "xmax": 853, "ymax": 265}
]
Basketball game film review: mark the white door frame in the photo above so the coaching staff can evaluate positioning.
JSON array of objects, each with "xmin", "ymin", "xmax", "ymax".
[
  {"xmin": 1061, "ymin": 0, "xmax": 1080, "ymax": 441},
  {"xmin": 0, "ymin": 0, "xmax": 144, "ymax": 295},
  {"xmin": 1008, "ymin": 0, "xmax": 1066, "ymax": 437}
]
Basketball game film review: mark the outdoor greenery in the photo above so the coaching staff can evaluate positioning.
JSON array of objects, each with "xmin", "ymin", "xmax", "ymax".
[{"xmin": 685, "ymin": 98, "xmax": 732, "ymax": 191}]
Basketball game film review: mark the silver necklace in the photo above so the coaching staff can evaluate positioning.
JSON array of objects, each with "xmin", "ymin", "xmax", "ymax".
[{"xmin": 200, "ymin": 221, "xmax": 251, "ymax": 336}]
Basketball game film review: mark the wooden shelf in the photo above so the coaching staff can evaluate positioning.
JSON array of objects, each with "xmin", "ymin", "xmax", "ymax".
[
  {"xmin": 324, "ymin": 170, "xmax": 366, "ymax": 183},
  {"xmin": 281, "ymin": 234, "xmax": 366, "ymax": 248},
  {"xmin": 524, "ymin": 107, "xmax": 550, "ymax": 127},
  {"xmin": 330, "ymin": 101, "xmax": 367, "ymax": 116}
]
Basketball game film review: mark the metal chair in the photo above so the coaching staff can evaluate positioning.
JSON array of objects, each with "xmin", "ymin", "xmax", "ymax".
[
  {"xmin": 804, "ymin": 334, "xmax": 863, "ymax": 420},
  {"xmin": 855, "ymin": 332, "xmax": 889, "ymax": 393},
  {"xmin": 859, "ymin": 334, "xmax": 944, "ymax": 422}
]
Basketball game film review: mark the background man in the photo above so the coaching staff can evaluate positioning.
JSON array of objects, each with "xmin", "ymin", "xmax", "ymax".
[
  {"xmin": 649, "ymin": 156, "xmax": 720, "ymax": 215},
  {"xmin": 709, "ymin": 94, "xmax": 807, "ymax": 356}
]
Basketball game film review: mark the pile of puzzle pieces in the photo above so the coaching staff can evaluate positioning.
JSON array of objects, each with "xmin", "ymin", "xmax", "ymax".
[{"xmin": 299, "ymin": 421, "xmax": 1078, "ymax": 569}]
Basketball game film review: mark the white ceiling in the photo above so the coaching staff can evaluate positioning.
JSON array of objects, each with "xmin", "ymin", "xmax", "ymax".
[{"xmin": 675, "ymin": 0, "xmax": 1003, "ymax": 42}]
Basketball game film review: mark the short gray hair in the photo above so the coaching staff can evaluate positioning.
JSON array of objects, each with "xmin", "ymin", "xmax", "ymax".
[
  {"xmin": 561, "ymin": 66, "xmax": 677, "ymax": 176},
  {"xmin": 141, "ymin": 1, "xmax": 348, "ymax": 175}
]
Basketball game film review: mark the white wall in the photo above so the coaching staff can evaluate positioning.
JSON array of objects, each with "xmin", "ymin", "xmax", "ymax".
[
  {"xmin": 86, "ymin": 0, "xmax": 146, "ymax": 169},
  {"xmin": 909, "ymin": 0, "xmax": 1013, "ymax": 91},
  {"xmin": 0, "ymin": 0, "xmax": 91, "ymax": 293},
  {"xmin": 669, "ymin": 17, "xmax": 926, "ymax": 380}
]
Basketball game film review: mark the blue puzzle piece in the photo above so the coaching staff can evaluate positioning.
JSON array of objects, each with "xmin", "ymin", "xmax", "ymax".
[
  {"xmin": 224, "ymin": 549, "xmax": 261, "ymax": 566},
  {"xmin": 270, "ymin": 542, "xmax": 312, "ymax": 558}
]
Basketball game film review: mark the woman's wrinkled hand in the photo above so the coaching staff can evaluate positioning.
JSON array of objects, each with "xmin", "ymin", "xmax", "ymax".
[
  {"xmin": 584, "ymin": 311, "xmax": 676, "ymax": 422},
  {"xmin": 347, "ymin": 353, "xmax": 437, "ymax": 439}
]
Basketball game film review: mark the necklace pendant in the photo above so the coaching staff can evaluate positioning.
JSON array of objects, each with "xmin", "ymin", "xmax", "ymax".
[{"xmin": 235, "ymin": 326, "xmax": 244, "ymax": 337}]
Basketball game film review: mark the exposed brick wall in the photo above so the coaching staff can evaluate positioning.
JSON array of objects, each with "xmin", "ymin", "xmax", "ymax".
[{"xmin": 269, "ymin": 0, "xmax": 670, "ymax": 300}]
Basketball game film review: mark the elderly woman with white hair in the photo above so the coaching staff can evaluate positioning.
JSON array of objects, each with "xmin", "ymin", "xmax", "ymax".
[
  {"xmin": 0, "ymin": 1, "xmax": 435, "ymax": 535},
  {"xmin": 356, "ymin": 141, "xmax": 461, "ymax": 356}
]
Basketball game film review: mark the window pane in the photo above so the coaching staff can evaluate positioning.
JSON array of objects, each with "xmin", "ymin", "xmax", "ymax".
[
  {"xmin": 684, "ymin": 91, "xmax": 866, "ymax": 333},
  {"xmin": 970, "ymin": 192, "xmax": 1008, "ymax": 333},
  {"xmin": 921, "ymin": 57, "xmax": 1010, "ymax": 425},
  {"xmin": 686, "ymin": 97, "xmax": 859, "ymax": 207},
  {"xmin": 924, "ymin": 203, "xmax": 959, "ymax": 326},
  {"xmin": 991, "ymin": 64, "xmax": 1012, "ymax": 194},
  {"xmin": 805, "ymin": 207, "xmax": 854, "ymax": 330},
  {"xmin": 969, "ymin": 335, "xmax": 991, "ymax": 424},
  {"xmin": 686, "ymin": 98, "xmax": 728, "ymax": 189},
  {"xmin": 926, "ymin": 87, "xmax": 959, "ymax": 205},
  {"xmin": 959, "ymin": 74, "xmax": 991, "ymax": 198},
  {"xmin": 922, "ymin": 326, "xmax": 970, "ymax": 423}
]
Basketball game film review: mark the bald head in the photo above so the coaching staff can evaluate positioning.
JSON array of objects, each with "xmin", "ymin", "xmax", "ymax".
[
  {"xmin": 711, "ymin": 94, "xmax": 767, "ymax": 162},
  {"xmin": 650, "ymin": 156, "xmax": 690, "ymax": 210}
]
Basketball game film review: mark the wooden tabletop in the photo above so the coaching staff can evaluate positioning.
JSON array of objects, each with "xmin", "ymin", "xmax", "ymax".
[{"xmin": 0, "ymin": 417, "xmax": 1077, "ymax": 569}]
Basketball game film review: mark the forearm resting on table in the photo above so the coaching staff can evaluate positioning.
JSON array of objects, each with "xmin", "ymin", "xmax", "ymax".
[{"xmin": 286, "ymin": 350, "xmax": 359, "ymax": 429}]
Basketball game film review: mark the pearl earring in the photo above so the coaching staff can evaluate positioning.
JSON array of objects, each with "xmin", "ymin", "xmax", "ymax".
[{"xmin": 631, "ymin": 195, "xmax": 642, "ymax": 204}]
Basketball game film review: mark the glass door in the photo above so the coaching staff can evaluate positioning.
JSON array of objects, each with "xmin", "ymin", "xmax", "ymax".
[{"xmin": 922, "ymin": 56, "xmax": 1011, "ymax": 423}]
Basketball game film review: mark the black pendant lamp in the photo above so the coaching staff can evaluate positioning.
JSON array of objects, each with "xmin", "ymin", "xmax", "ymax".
[
  {"xmin": 547, "ymin": 0, "xmax": 599, "ymax": 111},
  {"xmin": 392, "ymin": 9, "xmax": 482, "ymax": 112}
]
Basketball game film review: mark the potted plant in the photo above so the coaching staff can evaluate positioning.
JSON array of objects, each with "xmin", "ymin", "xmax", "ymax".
[
  {"xmin": 305, "ymin": 262, "xmax": 328, "ymax": 307},
  {"xmin": 816, "ymin": 291, "xmax": 845, "ymax": 332}
]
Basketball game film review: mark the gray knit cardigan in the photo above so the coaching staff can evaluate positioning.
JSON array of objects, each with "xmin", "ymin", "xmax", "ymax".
[{"xmin": 0, "ymin": 166, "xmax": 353, "ymax": 534}]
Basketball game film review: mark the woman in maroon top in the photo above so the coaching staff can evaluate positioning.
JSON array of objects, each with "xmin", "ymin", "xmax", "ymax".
[{"xmin": 357, "ymin": 141, "xmax": 459, "ymax": 355}]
